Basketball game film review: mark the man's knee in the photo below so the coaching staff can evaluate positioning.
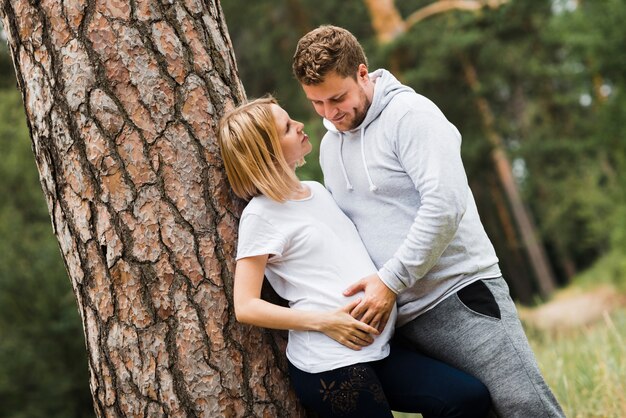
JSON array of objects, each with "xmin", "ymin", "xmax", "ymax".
[{"xmin": 451, "ymin": 378, "xmax": 491, "ymax": 418}]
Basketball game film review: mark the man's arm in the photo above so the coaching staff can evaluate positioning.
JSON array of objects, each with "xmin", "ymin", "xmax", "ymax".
[
  {"xmin": 381, "ymin": 109, "xmax": 468, "ymax": 292},
  {"xmin": 346, "ymin": 110, "xmax": 468, "ymax": 328}
]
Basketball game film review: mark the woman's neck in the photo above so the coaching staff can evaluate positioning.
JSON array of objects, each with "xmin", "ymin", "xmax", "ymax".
[{"xmin": 289, "ymin": 182, "xmax": 311, "ymax": 200}]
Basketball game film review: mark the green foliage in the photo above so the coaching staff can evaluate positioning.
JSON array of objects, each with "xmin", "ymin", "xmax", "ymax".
[
  {"xmin": 517, "ymin": 1, "xmax": 626, "ymax": 269},
  {"xmin": 0, "ymin": 90, "xmax": 94, "ymax": 418},
  {"xmin": 221, "ymin": 0, "xmax": 373, "ymax": 122},
  {"xmin": 295, "ymin": 117, "xmax": 324, "ymax": 183},
  {"xmin": 574, "ymin": 249, "xmax": 626, "ymax": 293},
  {"xmin": 0, "ymin": 23, "xmax": 17, "ymax": 89}
]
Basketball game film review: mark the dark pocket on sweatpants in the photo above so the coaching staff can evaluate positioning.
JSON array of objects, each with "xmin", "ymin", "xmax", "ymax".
[{"xmin": 456, "ymin": 280, "xmax": 501, "ymax": 319}]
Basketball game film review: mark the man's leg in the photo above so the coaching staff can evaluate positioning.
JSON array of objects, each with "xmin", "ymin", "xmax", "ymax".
[
  {"xmin": 398, "ymin": 277, "xmax": 565, "ymax": 418},
  {"xmin": 373, "ymin": 342, "xmax": 491, "ymax": 418}
]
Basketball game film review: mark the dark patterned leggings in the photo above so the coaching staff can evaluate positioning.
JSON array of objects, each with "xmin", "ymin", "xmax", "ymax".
[{"xmin": 288, "ymin": 342, "xmax": 491, "ymax": 418}]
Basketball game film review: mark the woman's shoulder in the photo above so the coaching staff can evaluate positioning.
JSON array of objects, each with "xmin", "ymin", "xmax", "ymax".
[
  {"xmin": 241, "ymin": 193, "xmax": 290, "ymax": 221},
  {"xmin": 302, "ymin": 181, "xmax": 340, "ymax": 207},
  {"xmin": 241, "ymin": 195, "xmax": 269, "ymax": 218},
  {"xmin": 302, "ymin": 180, "xmax": 326, "ymax": 192},
  {"xmin": 239, "ymin": 200, "xmax": 279, "ymax": 235}
]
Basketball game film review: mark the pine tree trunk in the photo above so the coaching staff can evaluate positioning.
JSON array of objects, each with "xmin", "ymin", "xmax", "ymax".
[
  {"xmin": 0, "ymin": 0, "xmax": 305, "ymax": 416},
  {"xmin": 459, "ymin": 55, "xmax": 557, "ymax": 298}
]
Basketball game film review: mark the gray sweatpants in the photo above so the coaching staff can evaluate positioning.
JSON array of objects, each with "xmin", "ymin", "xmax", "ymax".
[{"xmin": 397, "ymin": 277, "xmax": 565, "ymax": 418}]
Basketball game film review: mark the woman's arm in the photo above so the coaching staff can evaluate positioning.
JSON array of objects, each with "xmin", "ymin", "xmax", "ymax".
[{"xmin": 234, "ymin": 254, "xmax": 379, "ymax": 350}]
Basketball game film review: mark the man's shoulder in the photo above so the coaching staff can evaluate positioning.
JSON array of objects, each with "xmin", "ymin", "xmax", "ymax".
[
  {"xmin": 384, "ymin": 91, "xmax": 442, "ymax": 117},
  {"xmin": 380, "ymin": 94, "xmax": 450, "ymax": 136}
]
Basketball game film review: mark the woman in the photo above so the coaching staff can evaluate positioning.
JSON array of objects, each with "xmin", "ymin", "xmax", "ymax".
[{"xmin": 218, "ymin": 97, "xmax": 491, "ymax": 418}]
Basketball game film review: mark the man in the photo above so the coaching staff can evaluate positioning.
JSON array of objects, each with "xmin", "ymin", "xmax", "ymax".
[{"xmin": 292, "ymin": 25, "xmax": 564, "ymax": 418}]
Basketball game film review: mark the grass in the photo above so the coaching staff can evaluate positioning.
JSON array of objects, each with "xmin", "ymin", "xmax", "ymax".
[{"xmin": 525, "ymin": 308, "xmax": 626, "ymax": 418}]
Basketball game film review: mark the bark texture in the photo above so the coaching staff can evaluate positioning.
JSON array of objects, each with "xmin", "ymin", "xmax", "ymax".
[{"xmin": 1, "ymin": 0, "xmax": 304, "ymax": 416}]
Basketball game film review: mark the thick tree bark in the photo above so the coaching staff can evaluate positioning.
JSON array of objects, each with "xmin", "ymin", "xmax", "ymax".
[{"xmin": 1, "ymin": 0, "xmax": 305, "ymax": 416}]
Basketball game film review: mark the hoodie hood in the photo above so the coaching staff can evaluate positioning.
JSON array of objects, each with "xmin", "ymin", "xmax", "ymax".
[
  {"xmin": 322, "ymin": 69, "xmax": 415, "ymax": 192},
  {"xmin": 323, "ymin": 69, "xmax": 415, "ymax": 133}
]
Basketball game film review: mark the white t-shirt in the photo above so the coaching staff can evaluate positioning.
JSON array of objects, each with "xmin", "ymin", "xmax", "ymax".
[{"xmin": 236, "ymin": 181, "xmax": 396, "ymax": 373}]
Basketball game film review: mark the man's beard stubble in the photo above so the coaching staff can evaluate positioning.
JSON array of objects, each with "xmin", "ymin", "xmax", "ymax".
[{"xmin": 347, "ymin": 88, "xmax": 372, "ymax": 131}]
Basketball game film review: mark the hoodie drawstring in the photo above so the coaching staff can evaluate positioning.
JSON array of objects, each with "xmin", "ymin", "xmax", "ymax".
[
  {"xmin": 338, "ymin": 133, "xmax": 353, "ymax": 191},
  {"xmin": 360, "ymin": 128, "xmax": 378, "ymax": 192},
  {"xmin": 325, "ymin": 69, "xmax": 414, "ymax": 193},
  {"xmin": 337, "ymin": 129, "xmax": 378, "ymax": 192}
]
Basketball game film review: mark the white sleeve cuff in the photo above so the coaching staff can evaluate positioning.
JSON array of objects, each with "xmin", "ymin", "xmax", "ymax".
[{"xmin": 377, "ymin": 266, "xmax": 404, "ymax": 295}]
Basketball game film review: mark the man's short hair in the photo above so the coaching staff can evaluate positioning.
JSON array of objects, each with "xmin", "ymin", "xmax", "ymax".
[{"xmin": 292, "ymin": 25, "xmax": 368, "ymax": 85}]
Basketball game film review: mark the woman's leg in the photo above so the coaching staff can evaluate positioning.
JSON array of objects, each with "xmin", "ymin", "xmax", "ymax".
[
  {"xmin": 372, "ymin": 341, "xmax": 491, "ymax": 418},
  {"xmin": 288, "ymin": 361, "xmax": 394, "ymax": 418}
]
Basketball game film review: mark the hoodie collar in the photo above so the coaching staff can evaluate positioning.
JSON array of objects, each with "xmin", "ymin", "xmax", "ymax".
[
  {"xmin": 323, "ymin": 69, "xmax": 414, "ymax": 193},
  {"xmin": 322, "ymin": 69, "xmax": 414, "ymax": 134}
]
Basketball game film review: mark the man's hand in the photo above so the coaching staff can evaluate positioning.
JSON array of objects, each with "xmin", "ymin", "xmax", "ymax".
[{"xmin": 343, "ymin": 273, "xmax": 396, "ymax": 332}]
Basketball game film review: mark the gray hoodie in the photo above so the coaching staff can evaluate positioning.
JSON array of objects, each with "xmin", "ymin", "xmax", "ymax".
[{"xmin": 320, "ymin": 69, "xmax": 501, "ymax": 325}]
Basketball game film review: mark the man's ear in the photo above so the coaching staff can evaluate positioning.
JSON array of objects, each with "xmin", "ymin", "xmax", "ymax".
[{"xmin": 357, "ymin": 63, "xmax": 369, "ymax": 80}]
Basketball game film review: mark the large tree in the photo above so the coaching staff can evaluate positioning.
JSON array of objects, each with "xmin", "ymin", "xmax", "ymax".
[{"xmin": 0, "ymin": 0, "xmax": 304, "ymax": 416}]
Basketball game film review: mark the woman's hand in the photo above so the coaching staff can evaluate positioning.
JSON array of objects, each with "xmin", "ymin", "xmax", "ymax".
[
  {"xmin": 235, "ymin": 256, "xmax": 380, "ymax": 351},
  {"xmin": 318, "ymin": 298, "xmax": 381, "ymax": 351}
]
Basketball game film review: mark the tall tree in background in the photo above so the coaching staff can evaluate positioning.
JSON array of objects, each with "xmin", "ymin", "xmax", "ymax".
[
  {"xmin": 520, "ymin": 0, "xmax": 626, "ymax": 275},
  {"xmin": 361, "ymin": 0, "xmax": 557, "ymax": 298},
  {"xmin": 0, "ymin": 0, "xmax": 305, "ymax": 416}
]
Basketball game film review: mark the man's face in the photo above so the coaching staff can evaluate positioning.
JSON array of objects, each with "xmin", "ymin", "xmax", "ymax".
[{"xmin": 301, "ymin": 65, "xmax": 372, "ymax": 132}]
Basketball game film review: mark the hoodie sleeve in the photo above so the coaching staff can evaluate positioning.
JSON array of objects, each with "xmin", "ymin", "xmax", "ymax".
[{"xmin": 377, "ymin": 110, "xmax": 468, "ymax": 293}]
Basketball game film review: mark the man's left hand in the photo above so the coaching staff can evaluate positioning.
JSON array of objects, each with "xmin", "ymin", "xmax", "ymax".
[{"xmin": 343, "ymin": 273, "xmax": 397, "ymax": 332}]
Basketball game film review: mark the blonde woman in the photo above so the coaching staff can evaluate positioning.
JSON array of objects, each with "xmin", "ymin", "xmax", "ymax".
[{"xmin": 218, "ymin": 96, "xmax": 491, "ymax": 418}]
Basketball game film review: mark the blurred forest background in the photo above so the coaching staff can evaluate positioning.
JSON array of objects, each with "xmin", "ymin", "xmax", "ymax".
[{"xmin": 0, "ymin": 0, "xmax": 624, "ymax": 417}]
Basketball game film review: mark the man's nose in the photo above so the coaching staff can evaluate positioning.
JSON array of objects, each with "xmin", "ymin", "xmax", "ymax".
[{"xmin": 324, "ymin": 102, "xmax": 337, "ymax": 119}]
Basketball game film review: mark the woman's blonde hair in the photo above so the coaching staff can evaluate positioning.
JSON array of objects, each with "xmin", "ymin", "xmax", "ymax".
[{"xmin": 218, "ymin": 96, "xmax": 301, "ymax": 202}]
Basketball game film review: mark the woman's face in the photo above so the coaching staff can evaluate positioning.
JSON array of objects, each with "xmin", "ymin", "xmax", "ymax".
[{"xmin": 270, "ymin": 104, "xmax": 312, "ymax": 169}]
